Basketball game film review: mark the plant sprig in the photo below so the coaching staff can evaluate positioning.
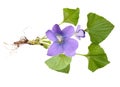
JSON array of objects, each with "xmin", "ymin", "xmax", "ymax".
[{"xmin": 12, "ymin": 8, "xmax": 114, "ymax": 73}]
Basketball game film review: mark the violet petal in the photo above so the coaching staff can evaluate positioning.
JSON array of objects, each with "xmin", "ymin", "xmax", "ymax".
[
  {"xmin": 76, "ymin": 29, "xmax": 85, "ymax": 37},
  {"xmin": 62, "ymin": 26, "xmax": 74, "ymax": 37},
  {"xmin": 47, "ymin": 42, "xmax": 63, "ymax": 56},
  {"xmin": 52, "ymin": 24, "xmax": 62, "ymax": 35},
  {"xmin": 46, "ymin": 30, "xmax": 57, "ymax": 41},
  {"xmin": 76, "ymin": 25, "xmax": 81, "ymax": 32},
  {"xmin": 75, "ymin": 25, "xmax": 85, "ymax": 40},
  {"xmin": 63, "ymin": 38, "xmax": 78, "ymax": 56}
]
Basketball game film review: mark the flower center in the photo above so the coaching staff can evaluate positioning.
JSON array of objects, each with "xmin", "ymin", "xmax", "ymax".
[{"xmin": 56, "ymin": 35, "xmax": 63, "ymax": 43}]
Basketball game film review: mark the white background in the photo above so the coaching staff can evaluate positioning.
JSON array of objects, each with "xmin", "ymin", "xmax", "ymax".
[{"xmin": 0, "ymin": 0, "xmax": 120, "ymax": 87}]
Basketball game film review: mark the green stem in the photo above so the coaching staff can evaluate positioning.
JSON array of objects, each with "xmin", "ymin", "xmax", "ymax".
[
  {"xmin": 76, "ymin": 53, "xmax": 89, "ymax": 60},
  {"xmin": 59, "ymin": 21, "xmax": 64, "ymax": 25},
  {"xmin": 76, "ymin": 53, "xmax": 86, "ymax": 56},
  {"xmin": 85, "ymin": 28, "xmax": 88, "ymax": 32},
  {"xmin": 41, "ymin": 35, "xmax": 47, "ymax": 39},
  {"xmin": 27, "ymin": 36, "xmax": 51, "ymax": 49}
]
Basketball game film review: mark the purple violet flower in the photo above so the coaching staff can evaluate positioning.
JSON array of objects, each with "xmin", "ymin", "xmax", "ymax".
[
  {"xmin": 46, "ymin": 24, "xmax": 78, "ymax": 57},
  {"xmin": 75, "ymin": 25, "xmax": 85, "ymax": 40}
]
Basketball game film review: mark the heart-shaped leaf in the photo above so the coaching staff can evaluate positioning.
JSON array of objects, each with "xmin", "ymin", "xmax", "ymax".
[
  {"xmin": 86, "ymin": 13, "xmax": 114, "ymax": 44},
  {"xmin": 85, "ymin": 44, "xmax": 110, "ymax": 72},
  {"xmin": 62, "ymin": 8, "xmax": 79, "ymax": 26},
  {"xmin": 45, "ymin": 54, "xmax": 72, "ymax": 73}
]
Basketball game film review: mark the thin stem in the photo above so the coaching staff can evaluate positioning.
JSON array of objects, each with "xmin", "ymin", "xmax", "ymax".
[
  {"xmin": 59, "ymin": 21, "xmax": 64, "ymax": 25},
  {"xmin": 76, "ymin": 53, "xmax": 86, "ymax": 56},
  {"xmin": 41, "ymin": 35, "xmax": 47, "ymax": 39},
  {"xmin": 85, "ymin": 28, "xmax": 88, "ymax": 32}
]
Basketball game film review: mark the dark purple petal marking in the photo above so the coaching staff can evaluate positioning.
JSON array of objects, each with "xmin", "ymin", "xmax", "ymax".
[{"xmin": 52, "ymin": 24, "xmax": 62, "ymax": 35}]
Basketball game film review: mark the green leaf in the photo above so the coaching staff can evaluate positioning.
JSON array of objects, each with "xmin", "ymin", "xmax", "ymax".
[
  {"xmin": 62, "ymin": 8, "xmax": 79, "ymax": 26},
  {"xmin": 45, "ymin": 54, "xmax": 72, "ymax": 73},
  {"xmin": 56, "ymin": 64, "xmax": 70, "ymax": 73},
  {"xmin": 85, "ymin": 44, "xmax": 110, "ymax": 72},
  {"xmin": 86, "ymin": 13, "xmax": 114, "ymax": 44}
]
